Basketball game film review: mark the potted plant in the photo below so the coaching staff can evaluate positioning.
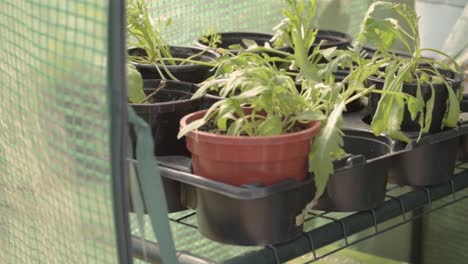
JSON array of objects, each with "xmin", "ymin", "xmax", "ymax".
[
  {"xmin": 177, "ymin": 65, "xmax": 324, "ymax": 186},
  {"xmin": 271, "ymin": 0, "xmax": 351, "ymax": 67},
  {"xmin": 177, "ymin": 40, "xmax": 384, "ymax": 212},
  {"xmin": 354, "ymin": 1, "xmax": 464, "ymax": 141},
  {"xmin": 180, "ymin": 0, "xmax": 384, "ymax": 196},
  {"xmin": 127, "ymin": 0, "xmax": 218, "ymax": 83},
  {"xmin": 127, "ymin": 64, "xmax": 202, "ymax": 157},
  {"xmin": 353, "ymin": 1, "xmax": 464, "ymax": 187},
  {"xmin": 128, "ymin": 64, "xmax": 201, "ymax": 213}
]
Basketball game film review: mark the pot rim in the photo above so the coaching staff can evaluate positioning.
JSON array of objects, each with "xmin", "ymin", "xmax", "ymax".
[
  {"xmin": 367, "ymin": 69, "xmax": 464, "ymax": 88},
  {"xmin": 315, "ymin": 29, "xmax": 352, "ymax": 42},
  {"xmin": 180, "ymin": 108, "xmax": 321, "ymax": 143},
  {"xmin": 130, "ymin": 84, "xmax": 200, "ymax": 108},
  {"xmin": 128, "ymin": 45, "xmax": 218, "ymax": 70},
  {"xmin": 194, "ymin": 31, "xmax": 290, "ymax": 53}
]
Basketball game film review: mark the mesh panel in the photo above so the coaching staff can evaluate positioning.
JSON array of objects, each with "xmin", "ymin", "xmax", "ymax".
[
  {"xmin": 0, "ymin": 1, "xmax": 118, "ymax": 263},
  {"xmin": 149, "ymin": 0, "xmax": 370, "ymax": 45},
  {"xmin": 422, "ymin": 189, "xmax": 468, "ymax": 264}
]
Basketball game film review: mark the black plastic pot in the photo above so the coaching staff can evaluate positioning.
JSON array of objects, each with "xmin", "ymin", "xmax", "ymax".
[
  {"xmin": 389, "ymin": 128, "xmax": 460, "ymax": 186},
  {"xmin": 455, "ymin": 113, "xmax": 468, "ymax": 162},
  {"xmin": 131, "ymin": 80, "xmax": 202, "ymax": 156},
  {"xmin": 316, "ymin": 129, "xmax": 392, "ymax": 212},
  {"xmin": 313, "ymin": 30, "xmax": 352, "ymax": 50},
  {"xmin": 128, "ymin": 46, "xmax": 217, "ymax": 83},
  {"xmin": 157, "ymin": 156, "xmax": 315, "ymax": 246},
  {"xmin": 368, "ymin": 70, "xmax": 464, "ymax": 133},
  {"xmin": 194, "ymin": 32, "xmax": 290, "ymax": 55},
  {"xmin": 349, "ymin": 111, "xmax": 462, "ymax": 187}
]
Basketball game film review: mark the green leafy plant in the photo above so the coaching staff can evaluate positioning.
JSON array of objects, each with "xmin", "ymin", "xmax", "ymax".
[
  {"xmin": 179, "ymin": 53, "xmax": 386, "ymax": 223},
  {"xmin": 199, "ymin": 29, "xmax": 223, "ymax": 49},
  {"xmin": 355, "ymin": 1, "xmax": 463, "ymax": 141},
  {"xmin": 126, "ymin": 0, "xmax": 173, "ymax": 62},
  {"xmin": 126, "ymin": 0, "xmax": 178, "ymax": 80},
  {"xmin": 184, "ymin": 0, "xmax": 390, "ymax": 219},
  {"xmin": 127, "ymin": 0, "xmax": 215, "ymax": 80},
  {"xmin": 178, "ymin": 65, "xmax": 326, "ymax": 138},
  {"xmin": 271, "ymin": 0, "xmax": 338, "ymax": 81}
]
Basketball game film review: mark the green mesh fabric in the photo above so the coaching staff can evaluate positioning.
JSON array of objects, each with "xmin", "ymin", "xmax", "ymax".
[
  {"xmin": 148, "ymin": 0, "xmax": 371, "ymax": 45},
  {"xmin": 422, "ymin": 189, "xmax": 468, "ymax": 264},
  {"xmin": 0, "ymin": 1, "xmax": 119, "ymax": 263}
]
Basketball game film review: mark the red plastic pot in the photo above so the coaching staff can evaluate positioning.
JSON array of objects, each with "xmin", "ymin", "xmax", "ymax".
[{"xmin": 180, "ymin": 109, "xmax": 321, "ymax": 186}]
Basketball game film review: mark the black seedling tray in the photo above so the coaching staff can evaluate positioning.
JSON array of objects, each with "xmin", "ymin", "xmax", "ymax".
[
  {"xmin": 157, "ymin": 156, "xmax": 315, "ymax": 246},
  {"xmin": 316, "ymin": 129, "xmax": 393, "ymax": 212},
  {"xmin": 136, "ymin": 108, "xmax": 468, "ymax": 245},
  {"xmin": 344, "ymin": 110, "xmax": 467, "ymax": 186},
  {"xmin": 152, "ymin": 128, "xmax": 399, "ymax": 244}
]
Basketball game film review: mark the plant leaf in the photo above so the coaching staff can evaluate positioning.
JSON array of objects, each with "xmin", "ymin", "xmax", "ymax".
[
  {"xmin": 444, "ymin": 82, "xmax": 460, "ymax": 127},
  {"xmin": 177, "ymin": 119, "xmax": 206, "ymax": 139},
  {"xmin": 257, "ymin": 116, "xmax": 283, "ymax": 136},
  {"xmin": 303, "ymin": 102, "xmax": 345, "ymax": 219},
  {"xmin": 407, "ymin": 95, "xmax": 424, "ymax": 121},
  {"xmin": 242, "ymin": 39, "xmax": 258, "ymax": 49},
  {"xmin": 422, "ymin": 85, "xmax": 435, "ymax": 134},
  {"xmin": 127, "ymin": 64, "xmax": 146, "ymax": 103},
  {"xmin": 228, "ymin": 44, "xmax": 244, "ymax": 50},
  {"xmin": 293, "ymin": 111, "xmax": 326, "ymax": 122}
]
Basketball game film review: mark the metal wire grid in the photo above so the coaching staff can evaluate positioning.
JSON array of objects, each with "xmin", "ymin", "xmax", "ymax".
[{"xmin": 165, "ymin": 162, "xmax": 468, "ymax": 264}]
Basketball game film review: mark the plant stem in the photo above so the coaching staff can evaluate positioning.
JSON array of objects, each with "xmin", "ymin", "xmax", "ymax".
[
  {"xmin": 155, "ymin": 58, "xmax": 216, "ymax": 67},
  {"xmin": 140, "ymin": 80, "xmax": 167, "ymax": 104},
  {"xmin": 248, "ymin": 46, "xmax": 293, "ymax": 57}
]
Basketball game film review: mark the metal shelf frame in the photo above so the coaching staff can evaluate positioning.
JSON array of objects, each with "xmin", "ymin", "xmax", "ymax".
[{"xmin": 132, "ymin": 164, "xmax": 468, "ymax": 264}]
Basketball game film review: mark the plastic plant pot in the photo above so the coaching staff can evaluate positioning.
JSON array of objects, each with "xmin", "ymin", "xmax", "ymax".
[
  {"xmin": 316, "ymin": 130, "xmax": 392, "ymax": 212},
  {"xmin": 194, "ymin": 32, "xmax": 290, "ymax": 55},
  {"xmin": 353, "ymin": 111, "xmax": 463, "ymax": 187},
  {"xmin": 180, "ymin": 108, "xmax": 321, "ymax": 186},
  {"xmin": 131, "ymin": 80, "xmax": 202, "ymax": 157},
  {"xmin": 389, "ymin": 128, "xmax": 460, "ymax": 186},
  {"xmin": 128, "ymin": 46, "xmax": 218, "ymax": 83},
  {"xmin": 367, "ymin": 70, "xmax": 464, "ymax": 133}
]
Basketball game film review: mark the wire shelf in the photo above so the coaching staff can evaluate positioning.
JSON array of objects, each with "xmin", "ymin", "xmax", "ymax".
[{"xmin": 132, "ymin": 163, "xmax": 468, "ymax": 264}]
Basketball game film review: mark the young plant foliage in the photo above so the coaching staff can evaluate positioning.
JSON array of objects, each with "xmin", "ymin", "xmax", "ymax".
[{"xmin": 356, "ymin": 1, "xmax": 462, "ymax": 140}]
